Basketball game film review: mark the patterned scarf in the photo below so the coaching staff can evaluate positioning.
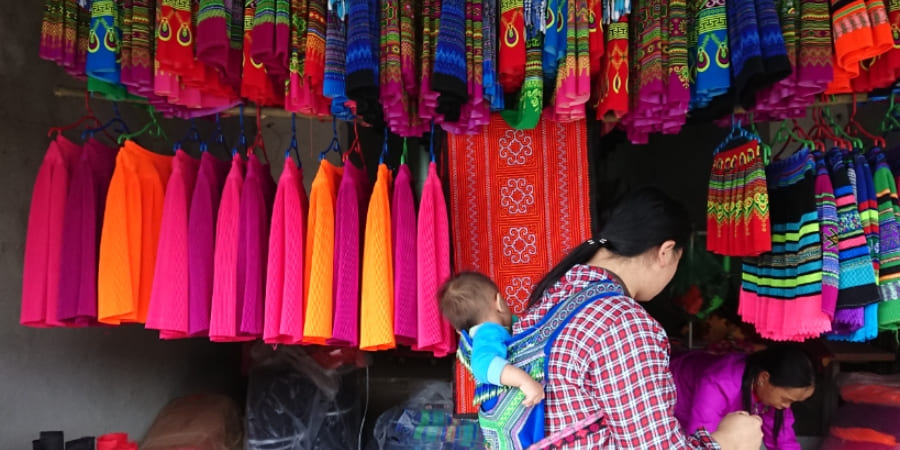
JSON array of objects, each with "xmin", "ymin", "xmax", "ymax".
[
  {"xmin": 323, "ymin": 0, "xmax": 352, "ymax": 119},
  {"xmin": 418, "ymin": 0, "xmax": 441, "ymax": 122},
  {"xmin": 594, "ymin": 17, "xmax": 628, "ymax": 119},
  {"xmin": 86, "ymin": 0, "xmax": 121, "ymax": 84},
  {"xmin": 499, "ymin": 0, "xmax": 526, "ymax": 94},
  {"xmin": 345, "ymin": 0, "xmax": 381, "ymax": 125},
  {"xmin": 432, "ymin": 0, "xmax": 468, "ymax": 123},
  {"xmin": 500, "ymin": 0, "xmax": 544, "ymax": 129},
  {"xmin": 482, "ymin": 0, "xmax": 504, "ymax": 111}
]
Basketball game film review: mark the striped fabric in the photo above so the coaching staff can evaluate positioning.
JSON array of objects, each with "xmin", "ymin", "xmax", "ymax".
[
  {"xmin": 740, "ymin": 148, "xmax": 831, "ymax": 341},
  {"xmin": 827, "ymin": 148, "xmax": 881, "ymax": 309},
  {"xmin": 868, "ymin": 148, "xmax": 900, "ymax": 330},
  {"xmin": 814, "ymin": 151, "xmax": 840, "ymax": 320}
]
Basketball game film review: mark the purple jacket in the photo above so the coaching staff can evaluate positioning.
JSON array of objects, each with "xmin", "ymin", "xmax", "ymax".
[{"xmin": 671, "ymin": 351, "xmax": 800, "ymax": 450}]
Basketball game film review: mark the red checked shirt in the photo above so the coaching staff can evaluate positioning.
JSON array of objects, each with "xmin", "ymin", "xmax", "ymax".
[{"xmin": 513, "ymin": 265, "xmax": 721, "ymax": 449}]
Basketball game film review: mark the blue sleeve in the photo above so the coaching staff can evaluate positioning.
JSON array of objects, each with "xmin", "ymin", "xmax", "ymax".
[{"xmin": 471, "ymin": 323, "xmax": 512, "ymax": 386}]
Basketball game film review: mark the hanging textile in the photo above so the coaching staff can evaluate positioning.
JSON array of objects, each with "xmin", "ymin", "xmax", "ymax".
[
  {"xmin": 241, "ymin": 0, "xmax": 283, "ymax": 106},
  {"xmin": 323, "ymin": 0, "xmax": 352, "ymax": 119},
  {"xmin": 97, "ymin": 140, "xmax": 173, "ymax": 325},
  {"xmin": 86, "ymin": 0, "xmax": 121, "ymax": 84},
  {"xmin": 814, "ymin": 150, "xmax": 840, "ymax": 321},
  {"xmin": 623, "ymin": 0, "xmax": 668, "ymax": 143},
  {"xmin": 360, "ymin": 163, "xmax": 396, "ymax": 351},
  {"xmin": 416, "ymin": 161, "xmax": 454, "ymax": 356},
  {"xmin": 21, "ymin": 136, "xmax": 83, "ymax": 328},
  {"xmin": 483, "ymin": 0, "xmax": 504, "ymax": 111},
  {"xmin": 187, "ymin": 152, "xmax": 229, "ymax": 337},
  {"xmin": 545, "ymin": 0, "xmax": 592, "ymax": 124},
  {"xmin": 706, "ymin": 140, "xmax": 772, "ymax": 257},
  {"xmin": 393, "ymin": 163, "xmax": 418, "ymax": 345},
  {"xmin": 739, "ymin": 148, "xmax": 832, "ymax": 341},
  {"xmin": 264, "ymin": 158, "xmax": 309, "ymax": 344},
  {"xmin": 57, "ymin": 138, "xmax": 118, "ymax": 326},
  {"xmin": 330, "ymin": 162, "xmax": 368, "ymax": 347},
  {"xmin": 303, "ymin": 159, "xmax": 343, "ymax": 344},
  {"xmin": 345, "ymin": 0, "xmax": 381, "ymax": 124},
  {"xmin": 197, "ymin": 0, "xmax": 243, "ymax": 90},
  {"xmin": 594, "ymin": 17, "xmax": 628, "ymax": 120},
  {"xmin": 499, "ymin": 0, "xmax": 526, "ymax": 95},
  {"xmin": 418, "ymin": 0, "xmax": 441, "ymax": 124},
  {"xmin": 689, "ymin": 0, "xmax": 729, "ymax": 112},
  {"xmin": 209, "ymin": 155, "xmax": 251, "ymax": 342},
  {"xmin": 251, "ymin": 0, "xmax": 291, "ymax": 81},
  {"xmin": 146, "ymin": 149, "xmax": 200, "ymax": 339},
  {"xmin": 500, "ymin": 0, "xmax": 545, "ymax": 130},
  {"xmin": 300, "ymin": 0, "xmax": 329, "ymax": 112},
  {"xmin": 868, "ymin": 148, "xmax": 900, "ymax": 330},
  {"xmin": 432, "ymin": 0, "xmax": 468, "ymax": 123},
  {"xmin": 122, "ymin": 0, "xmax": 156, "ymax": 95},
  {"xmin": 237, "ymin": 154, "xmax": 277, "ymax": 337},
  {"xmin": 447, "ymin": 115, "xmax": 592, "ymax": 414}
]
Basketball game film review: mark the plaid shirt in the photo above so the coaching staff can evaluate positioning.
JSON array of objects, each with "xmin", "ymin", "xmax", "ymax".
[{"xmin": 514, "ymin": 265, "xmax": 721, "ymax": 449}]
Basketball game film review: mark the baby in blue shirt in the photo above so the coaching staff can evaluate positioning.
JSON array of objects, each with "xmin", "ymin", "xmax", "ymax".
[{"xmin": 439, "ymin": 272, "xmax": 544, "ymax": 406}]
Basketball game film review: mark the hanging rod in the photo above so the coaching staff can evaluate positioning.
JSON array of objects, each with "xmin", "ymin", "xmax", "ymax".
[{"xmin": 55, "ymin": 85, "xmax": 870, "ymax": 124}]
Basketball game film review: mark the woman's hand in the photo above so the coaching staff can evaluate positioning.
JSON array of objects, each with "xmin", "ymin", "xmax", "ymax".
[{"xmin": 711, "ymin": 411, "xmax": 763, "ymax": 450}]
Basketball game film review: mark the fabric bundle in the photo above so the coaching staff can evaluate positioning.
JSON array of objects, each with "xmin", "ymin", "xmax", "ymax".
[{"xmin": 706, "ymin": 140, "xmax": 772, "ymax": 257}]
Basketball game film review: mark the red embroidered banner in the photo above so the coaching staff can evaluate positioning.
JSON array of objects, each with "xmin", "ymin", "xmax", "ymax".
[{"xmin": 447, "ymin": 114, "xmax": 592, "ymax": 415}]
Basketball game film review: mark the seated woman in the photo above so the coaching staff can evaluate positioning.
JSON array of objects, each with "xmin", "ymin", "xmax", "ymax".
[{"xmin": 671, "ymin": 344, "xmax": 816, "ymax": 450}]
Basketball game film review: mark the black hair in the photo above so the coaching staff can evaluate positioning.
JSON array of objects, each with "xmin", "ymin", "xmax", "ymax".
[
  {"xmin": 741, "ymin": 344, "xmax": 815, "ymax": 441},
  {"xmin": 527, "ymin": 186, "xmax": 692, "ymax": 307}
]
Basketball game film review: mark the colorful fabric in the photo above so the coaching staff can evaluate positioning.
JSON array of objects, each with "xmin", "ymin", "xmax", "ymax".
[
  {"xmin": 330, "ymin": 162, "xmax": 368, "ymax": 347},
  {"xmin": 513, "ymin": 266, "xmax": 718, "ymax": 448},
  {"xmin": 187, "ymin": 152, "xmax": 229, "ymax": 337},
  {"xmin": 866, "ymin": 0, "xmax": 900, "ymax": 90},
  {"xmin": 241, "ymin": 1, "xmax": 283, "ymax": 106},
  {"xmin": 739, "ymin": 148, "xmax": 832, "ymax": 341},
  {"xmin": 418, "ymin": 0, "xmax": 442, "ymax": 123},
  {"xmin": 345, "ymin": 0, "xmax": 381, "ymax": 125},
  {"xmin": 124, "ymin": 0, "xmax": 155, "ymax": 94},
  {"xmin": 56, "ymin": 138, "xmax": 118, "ymax": 326},
  {"xmin": 546, "ymin": 0, "xmax": 591, "ymax": 123},
  {"xmin": 264, "ymin": 158, "xmax": 308, "ymax": 344},
  {"xmin": 869, "ymin": 148, "xmax": 900, "ymax": 330},
  {"xmin": 827, "ymin": 148, "xmax": 881, "ymax": 309},
  {"xmin": 815, "ymin": 150, "xmax": 840, "ymax": 320},
  {"xmin": 416, "ymin": 162, "xmax": 455, "ymax": 356},
  {"xmin": 706, "ymin": 140, "xmax": 772, "ymax": 257},
  {"xmin": 594, "ymin": 18, "xmax": 629, "ymax": 119},
  {"xmin": 624, "ymin": 0, "xmax": 666, "ymax": 144},
  {"xmin": 829, "ymin": 0, "xmax": 875, "ymax": 80},
  {"xmin": 97, "ymin": 141, "xmax": 173, "ymax": 325},
  {"xmin": 237, "ymin": 155, "xmax": 276, "ymax": 337},
  {"xmin": 303, "ymin": 160, "xmax": 342, "ymax": 344},
  {"xmin": 796, "ymin": 0, "xmax": 834, "ymax": 99},
  {"xmin": 689, "ymin": 0, "xmax": 730, "ymax": 111},
  {"xmin": 209, "ymin": 155, "xmax": 251, "ymax": 342},
  {"xmin": 323, "ymin": 0, "xmax": 352, "ymax": 119},
  {"xmin": 21, "ymin": 136, "xmax": 83, "ymax": 328},
  {"xmin": 146, "ymin": 150, "xmax": 200, "ymax": 339},
  {"xmin": 499, "ymin": 0, "xmax": 526, "ymax": 94},
  {"xmin": 251, "ymin": 0, "xmax": 291, "ymax": 80},
  {"xmin": 726, "ymin": 0, "xmax": 765, "ymax": 108},
  {"xmin": 483, "ymin": 0, "xmax": 504, "ymax": 111},
  {"xmin": 360, "ymin": 164, "xmax": 396, "ymax": 351},
  {"xmin": 433, "ymin": 0, "xmax": 468, "ymax": 122},
  {"xmin": 665, "ymin": 0, "xmax": 690, "ymax": 132},
  {"xmin": 500, "ymin": 8, "xmax": 545, "ymax": 130},
  {"xmin": 86, "ymin": 0, "xmax": 121, "ymax": 84},
  {"xmin": 393, "ymin": 164, "xmax": 418, "ymax": 345},
  {"xmin": 448, "ymin": 115, "xmax": 592, "ymax": 414},
  {"xmin": 671, "ymin": 351, "xmax": 801, "ymax": 450},
  {"xmin": 197, "ymin": 0, "xmax": 242, "ymax": 89}
]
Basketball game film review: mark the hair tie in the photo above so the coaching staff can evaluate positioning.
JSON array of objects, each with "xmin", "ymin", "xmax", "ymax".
[{"xmin": 587, "ymin": 238, "xmax": 608, "ymax": 247}]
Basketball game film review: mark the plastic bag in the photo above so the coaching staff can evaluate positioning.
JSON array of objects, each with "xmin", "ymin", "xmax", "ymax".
[
  {"xmin": 839, "ymin": 372, "xmax": 900, "ymax": 406},
  {"xmin": 245, "ymin": 345, "xmax": 362, "ymax": 450},
  {"xmin": 371, "ymin": 381, "xmax": 484, "ymax": 450},
  {"xmin": 141, "ymin": 394, "xmax": 243, "ymax": 450}
]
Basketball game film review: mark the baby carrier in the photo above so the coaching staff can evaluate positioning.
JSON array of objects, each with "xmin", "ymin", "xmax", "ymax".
[{"xmin": 457, "ymin": 280, "xmax": 618, "ymax": 450}]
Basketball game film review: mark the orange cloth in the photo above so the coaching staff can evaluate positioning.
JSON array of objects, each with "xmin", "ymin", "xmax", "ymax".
[
  {"xmin": 831, "ymin": 427, "xmax": 898, "ymax": 446},
  {"xmin": 302, "ymin": 159, "xmax": 342, "ymax": 344},
  {"xmin": 360, "ymin": 164, "xmax": 395, "ymax": 351},
  {"xmin": 97, "ymin": 140, "xmax": 172, "ymax": 324},
  {"xmin": 842, "ymin": 383, "xmax": 900, "ymax": 407}
]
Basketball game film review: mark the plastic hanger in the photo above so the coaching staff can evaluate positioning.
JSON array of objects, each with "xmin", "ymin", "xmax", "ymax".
[
  {"xmin": 378, "ymin": 129, "xmax": 390, "ymax": 167},
  {"xmin": 174, "ymin": 119, "xmax": 206, "ymax": 152},
  {"xmin": 247, "ymin": 104, "xmax": 269, "ymax": 164},
  {"xmin": 207, "ymin": 113, "xmax": 229, "ymax": 154},
  {"xmin": 82, "ymin": 102, "xmax": 130, "ymax": 141},
  {"xmin": 48, "ymin": 91, "xmax": 111, "ymax": 141},
  {"xmin": 285, "ymin": 113, "xmax": 301, "ymax": 167},
  {"xmin": 808, "ymin": 105, "xmax": 850, "ymax": 150},
  {"xmin": 820, "ymin": 97, "xmax": 864, "ymax": 149},
  {"xmin": 117, "ymin": 106, "xmax": 167, "ymax": 145},
  {"xmin": 401, "ymin": 138, "xmax": 409, "ymax": 166},
  {"xmin": 880, "ymin": 94, "xmax": 900, "ymax": 135},
  {"xmin": 845, "ymin": 94, "xmax": 886, "ymax": 149},
  {"xmin": 428, "ymin": 121, "xmax": 437, "ymax": 163},
  {"xmin": 712, "ymin": 115, "xmax": 760, "ymax": 156},
  {"xmin": 319, "ymin": 116, "xmax": 342, "ymax": 161},
  {"xmin": 231, "ymin": 104, "xmax": 248, "ymax": 157},
  {"xmin": 344, "ymin": 120, "xmax": 365, "ymax": 169},
  {"xmin": 746, "ymin": 113, "xmax": 771, "ymax": 164},
  {"xmin": 772, "ymin": 119, "xmax": 817, "ymax": 160}
]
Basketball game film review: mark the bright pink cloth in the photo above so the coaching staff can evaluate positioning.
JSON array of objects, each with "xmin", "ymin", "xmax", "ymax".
[
  {"xmin": 238, "ymin": 155, "xmax": 276, "ymax": 337},
  {"xmin": 392, "ymin": 164, "xmax": 418, "ymax": 345},
  {"xmin": 414, "ymin": 162, "xmax": 455, "ymax": 356},
  {"xmin": 21, "ymin": 136, "xmax": 82, "ymax": 327},
  {"xmin": 209, "ymin": 155, "xmax": 252, "ymax": 342},
  {"xmin": 329, "ymin": 162, "xmax": 368, "ymax": 346},
  {"xmin": 146, "ymin": 149, "xmax": 200, "ymax": 339},
  {"xmin": 264, "ymin": 158, "xmax": 308, "ymax": 344}
]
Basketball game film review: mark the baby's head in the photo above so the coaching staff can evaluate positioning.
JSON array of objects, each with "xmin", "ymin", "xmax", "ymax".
[{"xmin": 438, "ymin": 271, "xmax": 512, "ymax": 331}]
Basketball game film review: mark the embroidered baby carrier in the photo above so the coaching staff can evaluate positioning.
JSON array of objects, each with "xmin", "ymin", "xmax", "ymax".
[{"xmin": 457, "ymin": 280, "xmax": 618, "ymax": 450}]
